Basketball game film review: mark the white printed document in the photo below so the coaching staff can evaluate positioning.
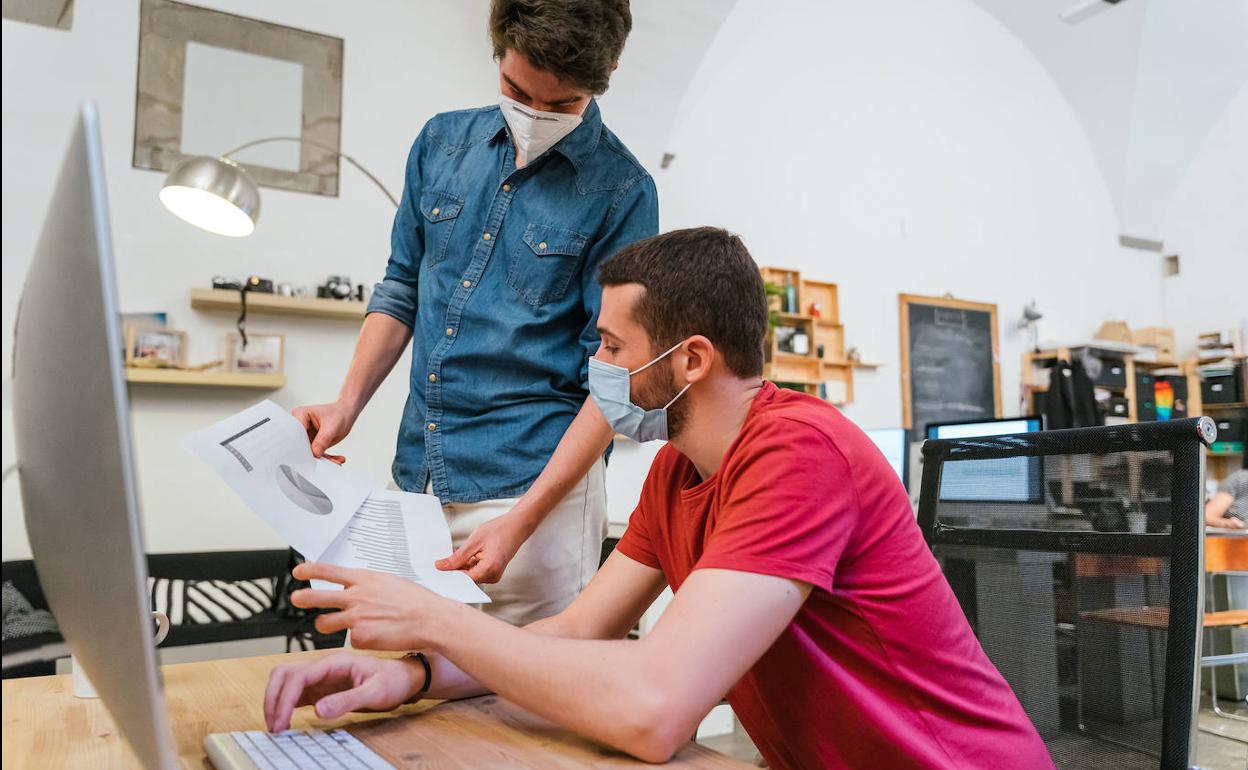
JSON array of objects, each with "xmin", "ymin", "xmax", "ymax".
[
  {"xmin": 186, "ymin": 401, "xmax": 371, "ymax": 560},
  {"xmin": 316, "ymin": 490, "xmax": 490, "ymax": 603},
  {"xmin": 187, "ymin": 401, "xmax": 489, "ymax": 604}
]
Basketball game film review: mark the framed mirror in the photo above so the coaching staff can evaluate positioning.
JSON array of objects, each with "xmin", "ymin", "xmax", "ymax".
[
  {"xmin": 2, "ymin": 0, "xmax": 72, "ymax": 29},
  {"xmin": 133, "ymin": 0, "xmax": 344, "ymax": 196}
]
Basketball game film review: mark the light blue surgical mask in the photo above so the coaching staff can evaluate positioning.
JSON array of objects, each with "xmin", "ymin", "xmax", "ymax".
[{"xmin": 588, "ymin": 341, "xmax": 692, "ymax": 443}]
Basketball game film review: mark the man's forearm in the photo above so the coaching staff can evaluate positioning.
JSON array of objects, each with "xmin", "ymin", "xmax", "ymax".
[
  {"xmin": 424, "ymin": 602, "xmax": 677, "ymax": 762},
  {"xmin": 511, "ymin": 398, "xmax": 614, "ymax": 530},
  {"xmin": 404, "ymin": 610, "xmax": 594, "ymax": 702},
  {"xmin": 338, "ymin": 313, "xmax": 413, "ymax": 414}
]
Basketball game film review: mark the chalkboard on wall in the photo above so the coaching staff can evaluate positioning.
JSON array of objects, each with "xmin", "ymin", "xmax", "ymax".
[{"xmin": 899, "ymin": 294, "xmax": 1001, "ymax": 436}]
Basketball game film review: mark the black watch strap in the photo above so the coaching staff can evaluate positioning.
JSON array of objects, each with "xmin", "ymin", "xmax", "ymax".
[{"xmin": 402, "ymin": 652, "xmax": 432, "ymax": 704}]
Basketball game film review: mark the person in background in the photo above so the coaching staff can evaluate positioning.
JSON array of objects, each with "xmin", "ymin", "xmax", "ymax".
[
  {"xmin": 1206, "ymin": 467, "xmax": 1248, "ymax": 530},
  {"xmin": 292, "ymin": 0, "xmax": 657, "ymax": 625},
  {"xmin": 264, "ymin": 228, "xmax": 1053, "ymax": 770}
]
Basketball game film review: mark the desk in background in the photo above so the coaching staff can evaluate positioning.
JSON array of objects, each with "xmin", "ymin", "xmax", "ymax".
[{"xmin": 1, "ymin": 650, "xmax": 751, "ymax": 769}]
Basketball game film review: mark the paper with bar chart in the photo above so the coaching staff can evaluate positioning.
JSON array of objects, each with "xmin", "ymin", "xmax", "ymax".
[
  {"xmin": 314, "ymin": 490, "xmax": 490, "ymax": 603},
  {"xmin": 187, "ymin": 401, "xmax": 489, "ymax": 604}
]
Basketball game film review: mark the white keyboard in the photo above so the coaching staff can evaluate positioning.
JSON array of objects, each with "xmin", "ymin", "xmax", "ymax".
[{"xmin": 203, "ymin": 729, "xmax": 396, "ymax": 770}]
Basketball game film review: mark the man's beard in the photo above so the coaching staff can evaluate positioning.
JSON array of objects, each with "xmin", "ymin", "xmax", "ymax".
[{"xmin": 633, "ymin": 360, "xmax": 690, "ymax": 439}]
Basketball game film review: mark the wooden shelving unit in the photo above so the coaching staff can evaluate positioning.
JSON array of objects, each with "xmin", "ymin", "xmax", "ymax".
[
  {"xmin": 1022, "ymin": 345, "xmax": 1145, "ymax": 422},
  {"xmin": 1186, "ymin": 356, "xmax": 1246, "ymax": 482},
  {"xmin": 125, "ymin": 367, "xmax": 285, "ymax": 390},
  {"xmin": 759, "ymin": 267, "xmax": 872, "ymax": 406},
  {"xmin": 190, "ymin": 288, "xmax": 366, "ymax": 321}
]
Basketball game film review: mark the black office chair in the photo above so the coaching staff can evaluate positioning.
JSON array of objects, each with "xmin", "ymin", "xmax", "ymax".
[{"xmin": 917, "ymin": 417, "xmax": 1215, "ymax": 770}]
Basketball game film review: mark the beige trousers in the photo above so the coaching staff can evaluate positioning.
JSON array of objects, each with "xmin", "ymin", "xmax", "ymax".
[{"xmin": 429, "ymin": 459, "xmax": 608, "ymax": 626}]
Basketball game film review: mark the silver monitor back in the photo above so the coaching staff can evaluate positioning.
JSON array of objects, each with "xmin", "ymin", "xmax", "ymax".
[{"xmin": 11, "ymin": 102, "xmax": 179, "ymax": 769}]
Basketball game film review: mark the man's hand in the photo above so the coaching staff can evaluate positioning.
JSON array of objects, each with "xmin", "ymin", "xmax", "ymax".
[
  {"xmin": 291, "ymin": 563, "xmax": 454, "ymax": 650},
  {"xmin": 263, "ymin": 652, "xmax": 422, "ymax": 732},
  {"xmin": 435, "ymin": 511, "xmax": 534, "ymax": 584},
  {"xmin": 292, "ymin": 401, "xmax": 358, "ymax": 465}
]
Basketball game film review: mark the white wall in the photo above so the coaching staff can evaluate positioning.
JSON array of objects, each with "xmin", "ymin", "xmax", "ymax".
[
  {"xmin": 1119, "ymin": 0, "xmax": 1248, "ymax": 240},
  {"xmin": 1158, "ymin": 84, "xmax": 1248, "ymax": 357},
  {"xmin": 970, "ymin": 0, "xmax": 1149, "ymax": 234},
  {"xmin": 655, "ymin": 0, "xmax": 1169, "ymax": 431}
]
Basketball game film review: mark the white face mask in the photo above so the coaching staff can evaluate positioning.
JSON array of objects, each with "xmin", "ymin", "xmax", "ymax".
[{"xmin": 499, "ymin": 93, "xmax": 584, "ymax": 166}]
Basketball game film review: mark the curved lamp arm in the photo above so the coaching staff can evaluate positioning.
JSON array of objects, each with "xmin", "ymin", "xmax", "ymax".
[{"xmin": 221, "ymin": 136, "xmax": 400, "ymax": 208}]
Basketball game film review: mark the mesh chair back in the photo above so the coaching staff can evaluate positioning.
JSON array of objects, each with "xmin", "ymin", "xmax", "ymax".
[{"xmin": 917, "ymin": 417, "xmax": 1215, "ymax": 770}]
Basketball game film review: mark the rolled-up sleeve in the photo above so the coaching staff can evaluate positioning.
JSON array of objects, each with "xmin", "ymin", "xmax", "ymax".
[
  {"xmin": 366, "ymin": 128, "xmax": 427, "ymax": 328},
  {"xmin": 576, "ymin": 174, "xmax": 659, "ymax": 386}
]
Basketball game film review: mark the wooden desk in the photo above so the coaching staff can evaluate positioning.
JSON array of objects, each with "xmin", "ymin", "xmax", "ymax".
[
  {"xmin": 2, "ymin": 650, "xmax": 752, "ymax": 769},
  {"xmin": 1080, "ymin": 605, "xmax": 1248, "ymax": 629}
]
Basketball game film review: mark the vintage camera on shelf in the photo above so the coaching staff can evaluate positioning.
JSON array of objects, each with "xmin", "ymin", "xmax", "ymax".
[
  {"xmin": 212, "ymin": 275, "xmax": 274, "ymax": 293},
  {"xmin": 317, "ymin": 275, "xmax": 367, "ymax": 302}
]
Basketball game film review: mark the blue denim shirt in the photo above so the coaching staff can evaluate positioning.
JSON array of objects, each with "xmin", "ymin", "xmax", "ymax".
[{"xmin": 366, "ymin": 100, "xmax": 658, "ymax": 503}]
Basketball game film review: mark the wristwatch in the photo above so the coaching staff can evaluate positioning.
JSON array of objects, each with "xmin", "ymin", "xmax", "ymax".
[{"xmin": 401, "ymin": 651, "xmax": 432, "ymax": 704}]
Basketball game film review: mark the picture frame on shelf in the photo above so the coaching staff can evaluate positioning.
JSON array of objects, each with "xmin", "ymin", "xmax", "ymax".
[
  {"xmin": 226, "ymin": 332, "xmax": 285, "ymax": 375},
  {"xmin": 124, "ymin": 325, "xmax": 187, "ymax": 367}
]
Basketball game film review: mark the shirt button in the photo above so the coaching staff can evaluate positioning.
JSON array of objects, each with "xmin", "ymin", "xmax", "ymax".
[
  {"xmin": 502, "ymin": 184, "xmax": 511, "ymax": 192},
  {"xmin": 483, "ymin": 232, "xmax": 491, "ymax": 241},
  {"xmin": 462, "ymin": 280, "xmax": 472, "ymax": 288},
  {"xmin": 428, "ymin": 373, "xmax": 437, "ymax": 382},
  {"xmin": 538, "ymin": 241, "xmax": 548, "ymax": 250},
  {"xmin": 431, "ymin": 207, "xmax": 440, "ymax": 216},
  {"xmin": 427, "ymin": 422, "xmax": 437, "ymax": 431},
  {"xmin": 446, "ymin": 327, "xmax": 455, "ymax": 336}
]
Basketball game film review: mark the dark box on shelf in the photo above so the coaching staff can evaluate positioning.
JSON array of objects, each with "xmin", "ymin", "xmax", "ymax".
[
  {"xmin": 1090, "ymin": 356, "xmax": 1128, "ymax": 389},
  {"xmin": 1202, "ymin": 371, "xmax": 1242, "ymax": 404},
  {"xmin": 1214, "ymin": 417, "xmax": 1246, "ymax": 444}
]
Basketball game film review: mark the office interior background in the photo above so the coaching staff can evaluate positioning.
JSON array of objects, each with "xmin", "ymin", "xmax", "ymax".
[{"xmin": 2, "ymin": 0, "xmax": 1246, "ymax": 767}]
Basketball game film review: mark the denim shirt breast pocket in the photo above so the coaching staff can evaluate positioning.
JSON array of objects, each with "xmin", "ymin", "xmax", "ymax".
[
  {"xmin": 507, "ymin": 223, "xmax": 589, "ymax": 307},
  {"xmin": 420, "ymin": 190, "xmax": 464, "ymax": 266}
]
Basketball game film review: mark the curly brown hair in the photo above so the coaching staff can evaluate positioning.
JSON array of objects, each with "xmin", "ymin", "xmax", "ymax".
[{"xmin": 489, "ymin": 0, "xmax": 632, "ymax": 94}]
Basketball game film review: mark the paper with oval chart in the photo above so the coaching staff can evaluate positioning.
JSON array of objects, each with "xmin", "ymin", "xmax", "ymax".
[{"xmin": 186, "ymin": 400, "xmax": 489, "ymax": 604}]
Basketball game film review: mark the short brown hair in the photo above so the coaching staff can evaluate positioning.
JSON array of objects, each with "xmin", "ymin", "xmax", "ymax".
[
  {"xmin": 489, "ymin": 0, "xmax": 631, "ymax": 94},
  {"xmin": 598, "ymin": 227, "xmax": 767, "ymax": 378}
]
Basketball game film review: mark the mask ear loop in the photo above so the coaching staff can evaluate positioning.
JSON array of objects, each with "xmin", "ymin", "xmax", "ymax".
[
  {"xmin": 663, "ymin": 381, "xmax": 693, "ymax": 409},
  {"xmin": 629, "ymin": 340, "xmax": 686, "ymax": 376}
]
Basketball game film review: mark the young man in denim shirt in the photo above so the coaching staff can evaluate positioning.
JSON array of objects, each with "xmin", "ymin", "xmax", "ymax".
[{"xmin": 293, "ymin": 0, "xmax": 657, "ymax": 625}]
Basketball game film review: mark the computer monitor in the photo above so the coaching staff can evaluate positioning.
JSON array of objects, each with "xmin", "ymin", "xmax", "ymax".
[
  {"xmin": 12, "ymin": 103, "xmax": 179, "ymax": 769},
  {"xmin": 863, "ymin": 428, "xmax": 908, "ymax": 490},
  {"xmin": 925, "ymin": 417, "xmax": 1043, "ymax": 503}
]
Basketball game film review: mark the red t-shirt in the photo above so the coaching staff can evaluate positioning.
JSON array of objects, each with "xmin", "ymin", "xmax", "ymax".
[{"xmin": 616, "ymin": 383, "xmax": 1053, "ymax": 770}]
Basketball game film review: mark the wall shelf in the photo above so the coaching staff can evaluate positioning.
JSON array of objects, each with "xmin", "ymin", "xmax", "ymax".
[
  {"xmin": 190, "ymin": 288, "xmax": 366, "ymax": 321},
  {"xmin": 125, "ymin": 367, "xmax": 285, "ymax": 389},
  {"xmin": 1203, "ymin": 402, "xmax": 1247, "ymax": 411}
]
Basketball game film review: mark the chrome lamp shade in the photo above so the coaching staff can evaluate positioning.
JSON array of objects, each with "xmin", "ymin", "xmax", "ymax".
[{"xmin": 159, "ymin": 156, "xmax": 260, "ymax": 237}]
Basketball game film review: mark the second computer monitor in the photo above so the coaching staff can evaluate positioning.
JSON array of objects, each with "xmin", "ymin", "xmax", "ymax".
[
  {"xmin": 863, "ymin": 428, "xmax": 909, "ymax": 490},
  {"xmin": 926, "ymin": 417, "xmax": 1043, "ymax": 503}
]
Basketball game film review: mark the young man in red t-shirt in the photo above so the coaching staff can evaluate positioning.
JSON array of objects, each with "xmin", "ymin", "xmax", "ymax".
[{"xmin": 263, "ymin": 228, "xmax": 1054, "ymax": 769}]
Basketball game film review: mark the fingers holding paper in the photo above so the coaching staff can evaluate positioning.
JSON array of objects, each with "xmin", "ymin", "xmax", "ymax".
[
  {"xmin": 291, "ymin": 401, "xmax": 356, "ymax": 465},
  {"xmin": 293, "ymin": 563, "xmax": 452, "ymax": 651},
  {"xmin": 434, "ymin": 511, "xmax": 531, "ymax": 584}
]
